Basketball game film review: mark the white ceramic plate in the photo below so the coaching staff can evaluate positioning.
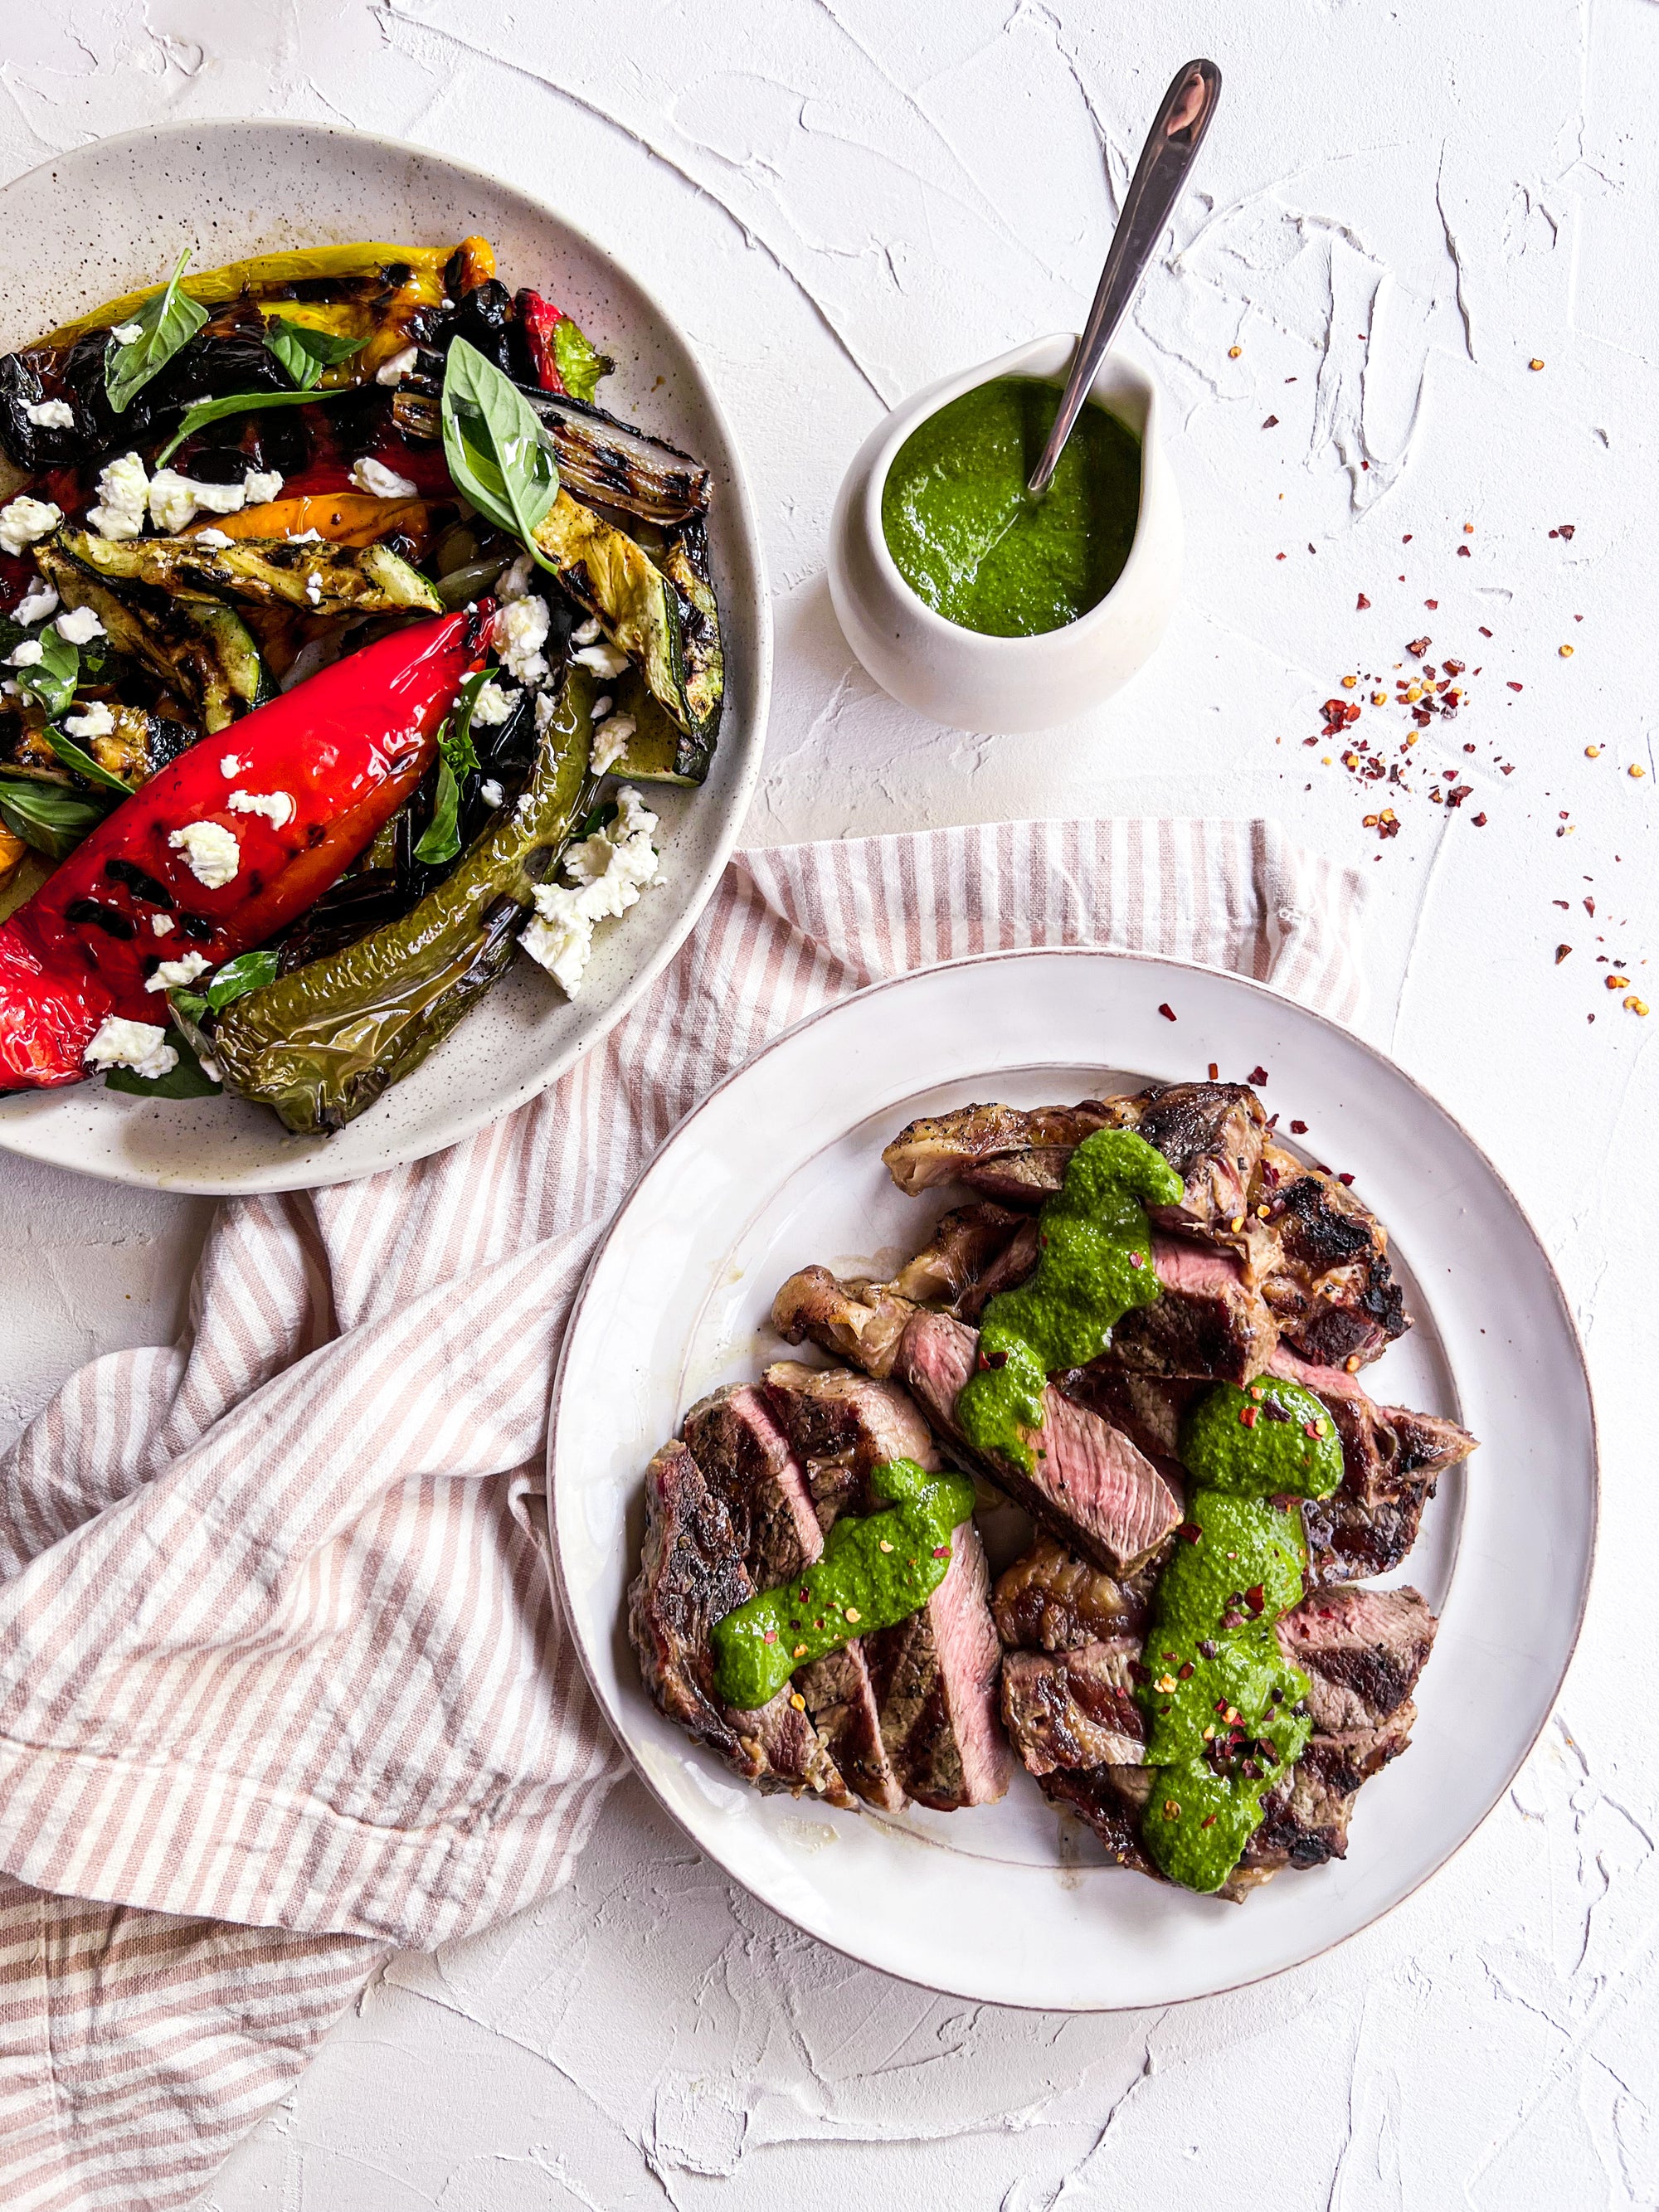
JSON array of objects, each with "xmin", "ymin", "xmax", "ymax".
[
  {"xmin": 550, "ymin": 949, "xmax": 1596, "ymax": 2009},
  {"xmin": 0, "ymin": 120, "xmax": 769, "ymax": 1194}
]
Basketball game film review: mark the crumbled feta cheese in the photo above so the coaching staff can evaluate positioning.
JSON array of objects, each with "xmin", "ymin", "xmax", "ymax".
[
  {"xmin": 195, "ymin": 527, "xmax": 233, "ymax": 550},
  {"xmin": 479, "ymin": 777, "xmax": 505, "ymax": 807},
  {"xmin": 55, "ymin": 605, "xmax": 105, "ymax": 646},
  {"xmin": 219, "ymin": 754, "xmax": 241, "ymax": 778},
  {"xmin": 109, "ymin": 322, "xmax": 144, "ymax": 345},
  {"xmin": 149, "ymin": 469, "xmax": 247, "ymax": 534},
  {"xmin": 242, "ymin": 469, "xmax": 284, "ymax": 506},
  {"xmin": 590, "ymin": 714, "xmax": 635, "ymax": 776},
  {"xmin": 304, "ymin": 571, "xmax": 323, "ymax": 606},
  {"xmin": 64, "ymin": 700, "xmax": 115, "ymax": 741},
  {"xmin": 350, "ymin": 455, "xmax": 420, "ymax": 498},
  {"xmin": 149, "ymin": 913, "xmax": 174, "ymax": 936},
  {"xmin": 519, "ymin": 785, "xmax": 659, "ymax": 999},
  {"xmin": 494, "ymin": 593, "xmax": 550, "ymax": 688},
  {"xmin": 497, "ymin": 553, "xmax": 534, "ymax": 603},
  {"xmin": 288, "ymin": 527, "xmax": 322, "ymax": 543},
  {"xmin": 0, "ymin": 495, "xmax": 61, "ymax": 556},
  {"xmin": 470, "ymin": 678, "xmax": 516, "ymax": 727},
  {"xmin": 84, "ymin": 1014, "xmax": 177, "ymax": 1082},
  {"xmin": 86, "ymin": 452, "xmax": 149, "ymax": 541},
  {"xmin": 572, "ymin": 640, "xmax": 630, "ymax": 681},
  {"xmin": 375, "ymin": 344, "xmax": 420, "ymax": 386},
  {"xmin": 168, "ymin": 819, "xmax": 240, "ymax": 888},
  {"xmin": 571, "ymin": 615, "xmax": 601, "ymax": 646},
  {"xmin": 591, "ymin": 694, "xmax": 613, "ymax": 722},
  {"xmin": 144, "ymin": 950, "xmax": 212, "ymax": 994},
  {"xmin": 226, "ymin": 788, "xmax": 295, "ymax": 827},
  {"xmin": 25, "ymin": 397, "xmax": 75, "ymax": 430},
  {"xmin": 533, "ymin": 691, "xmax": 557, "ymax": 733},
  {"xmin": 198, "ymin": 1056, "xmax": 221, "ymax": 1082},
  {"xmin": 0, "ymin": 681, "xmax": 16, "ymax": 698},
  {"xmin": 12, "ymin": 582, "xmax": 57, "ymax": 625},
  {"xmin": 6, "ymin": 639, "xmax": 43, "ymax": 668}
]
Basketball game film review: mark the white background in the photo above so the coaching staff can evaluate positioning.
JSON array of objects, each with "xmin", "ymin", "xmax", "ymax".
[{"xmin": 1, "ymin": 1, "xmax": 1654, "ymax": 2203}]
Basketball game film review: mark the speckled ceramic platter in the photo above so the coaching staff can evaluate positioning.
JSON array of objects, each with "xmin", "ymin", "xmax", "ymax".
[
  {"xmin": 549, "ymin": 949, "xmax": 1597, "ymax": 2009},
  {"xmin": 0, "ymin": 120, "xmax": 769, "ymax": 1193}
]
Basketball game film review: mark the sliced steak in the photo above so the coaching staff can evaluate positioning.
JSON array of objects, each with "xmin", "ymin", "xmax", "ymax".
[
  {"xmin": 1243, "ymin": 1713, "xmax": 1418, "ymax": 1871},
  {"xmin": 681, "ymin": 1383, "xmax": 823, "ymax": 1587},
  {"xmin": 990, "ymin": 1534, "xmax": 1158, "ymax": 1649},
  {"xmin": 898, "ymin": 1309, "xmax": 1182, "ymax": 1574},
  {"xmin": 761, "ymin": 1359, "xmax": 938, "ymax": 1529},
  {"xmin": 890, "ymin": 1202, "xmax": 1029, "ymax": 1307},
  {"xmin": 1094, "ymin": 1082, "xmax": 1267, "ymax": 1239},
  {"xmin": 1055, "ymin": 1368, "xmax": 1199, "ymax": 1462},
  {"xmin": 957, "ymin": 1217, "xmax": 1041, "ymax": 1323},
  {"xmin": 797, "ymin": 1643, "xmax": 907, "ymax": 1811},
  {"xmin": 1276, "ymin": 1582, "xmax": 1436, "ymax": 1731},
  {"xmin": 1107, "ymin": 1236, "xmax": 1278, "ymax": 1383},
  {"xmin": 1039, "ymin": 1762, "xmax": 1158, "ymax": 1877},
  {"xmin": 1257, "ymin": 1142, "xmax": 1408, "ymax": 1367},
  {"xmin": 1000, "ymin": 1640, "xmax": 1146, "ymax": 1774},
  {"xmin": 772, "ymin": 1266, "xmax": 915, "ymax": 1379},
  {"xmin": 865, "ymin": 1519, "xmax": 1011, "ymax": 1810},
  {"xmin": 627, "ymin": 1441, "xmax": 850, "ymax": 1805}
]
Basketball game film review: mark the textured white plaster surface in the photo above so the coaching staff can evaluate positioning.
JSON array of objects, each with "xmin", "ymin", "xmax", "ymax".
[{"xmin": 0, "ymin": 1, "xmax": 1653, "ymax": 2202}]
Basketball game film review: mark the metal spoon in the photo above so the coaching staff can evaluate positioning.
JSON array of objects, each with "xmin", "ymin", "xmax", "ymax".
[{"xmin": 1026, "ymin": 57, "xmax": 1221, "ymax": 497}]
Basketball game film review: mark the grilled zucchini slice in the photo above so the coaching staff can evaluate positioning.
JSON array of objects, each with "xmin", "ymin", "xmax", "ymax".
[
  {"xmin": 36, "ymin": 543, "xmax": 270, "ymax": 734},
  {"xmin": 60, "ymin": 530, "xmax": 441, "ymax": 617}
]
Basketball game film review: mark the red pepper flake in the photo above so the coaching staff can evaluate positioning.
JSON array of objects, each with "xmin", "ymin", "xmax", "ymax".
[
  {"xmin": 1406, "ymin": 636, "xmax": 1431, "ymax": 658},
  {"xmin": 1402, "ymin": 533, "xmax": 1413, "ymax": 543},
  {"xmin": 1244, "ymin": 1584, "xmax": 1266, "ymax": 1615},
  {"xmin": 1337, "ymin": 1171, "xmax": 1355, "ymax": 1186},
  {"xmin": 932, "ymin": 1545, "xmax": 947, "ymax": 1558},
  {"xmin": 1178, "ymin": 1661, "xmax": 1195, "ymax": 1680},
  {"xmin": 1289, "ymin": 1118, "xmax": 1308, "ymax": 1135},
  {"xmin": 1356, "ymin": 592, "xmax": 1371, "ymax": 610},
  {"xmin": 1457, "ymin": 544, "xmax": 1471, "ymax": 557},
  {"xmin": 1248, "ymin": 1064, "xmax": 1269, "ymax": 1086},
  {"xmin": 763, "ymin": 1628, "xmax": 777, "ymax": 1643},
  {"xmin": 1208, "ymin": 1061, "xmax": 1219, "ymax": 1079},
  {"xmin": 1472, "ymin": 812, "xmax": 1488, "ymax": 826},
  {"xmin": 1507, "ymin": 680, "xmax": 1524, "ymax": 693},
  {"xmin": 1178, "ymin": 1522, "xmax": 1202, "ymax": 1544},
  {"xmin": 1425, "ymin": 598, "xmax": 1438, "ymax": 610},
  {"xmin": 1239, "ymin": 1405, "xmax": 1258, "ymax": 1429},
  {"xmin": 1276, "ymin": 552, "xmax": 1287, "ymax": 561},
  {"xmin": 1158, "ymin": 1002, "xmax": 1177, "ymax": 1022},
  {"xmin": 1201, "ymin": 1813, "xmax": 1218, "ymax": 1829},
  {"xmin": 1129, "ymin": 1251, "xmax": 1145, "ymax": 1267},
  {"xmin": 1555, "ymin": 944, "xmax": 1572, "ymax": 963},
  {"xmin": 1262, "ymin": 415, "xmax": 1279, "ymax": 428},
  {"xmin": 1479, "ymin": 625, "xmax": 1493, "ymax": 637},
  {"xmin": 1558, "ymin": 523, "xmax": 1576, "ymax": 540}
]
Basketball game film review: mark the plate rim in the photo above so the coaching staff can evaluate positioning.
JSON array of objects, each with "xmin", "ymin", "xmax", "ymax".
[
  {"xmin": 547, "ymin": 942, "xmax": 1599, "ymax": 2010},
  {"xmin": 0, "ymin": 114, "xmax": 772, "ymax": 1195}
]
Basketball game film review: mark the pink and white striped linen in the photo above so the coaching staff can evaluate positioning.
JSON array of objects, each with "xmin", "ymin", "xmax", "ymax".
[{"xmin": 0, "ymin": 817, "xmax": 1362, "ymax": 2210}]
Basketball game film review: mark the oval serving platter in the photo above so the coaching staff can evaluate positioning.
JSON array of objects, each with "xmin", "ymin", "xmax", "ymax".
[
  {"xmin": 549, "ymin": 947, "xmax": 1596, "ymax": 2010},
  {"xmin": 0, "ymin": 119, "xmax": 769, "ymax": 1194}
]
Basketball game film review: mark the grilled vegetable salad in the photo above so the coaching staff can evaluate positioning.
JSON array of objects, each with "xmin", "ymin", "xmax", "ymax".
[{"xmin": 0, "ymin": 237, "xmax": 723, "ymax": 1128}]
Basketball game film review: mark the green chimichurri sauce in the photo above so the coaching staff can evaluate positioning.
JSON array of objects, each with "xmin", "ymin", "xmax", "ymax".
[
  {"xmin": 956, "ymin": 1129, "xmax": 1185, "ymax": 1473},
  {"xmin": 709, "ymin": 1458, "xmax": 975, "ymax": 1711},
  {"xmin": 880, "ymin": 377, "xmax": 1142, "ymax": 637},
  {"xmin": 1136, "ymin": 1373, "xmax": 1345, "ymax": 1893}
]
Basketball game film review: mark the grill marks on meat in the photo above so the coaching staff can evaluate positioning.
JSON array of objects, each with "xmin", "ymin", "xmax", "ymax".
[
  {"xmin": 1000, "ymin": 1640, "xmax": 1146, "ymax": 1773},
  {"xmin": 990, "ymin": 1533, "xmax": 1158, "ymax": 1648},
  {"xmin": 865, "ymin": 1519, "xmax": 1011, "ymax": 1810},
  {"xmin": 898, "ymin": 1309, "xmax": 1182, "ymax": 1574},
  {"xmin": 627, "ymin": 1442, "xmax": 850, "ymax": 1805},
  {"xmin": 1243, "ymin": 1583, "xmax": 1437, "ymax": 1870},
  {"xmin": 1258, "ymin": 1142, "xmax": 1407, "ymax": 1368},
  {"xmin": 681, "ymin": 1383, "xmax": 823, "ymax": 1586},
  {"xmin": 761, "ymin": 1359, "xmax": 938, "ymax": 1531},
  {"xmin": 1269, "ymin": 1346, "xmax": 1477, "ymax": 1582},
  {"xmin": 1111, "ymin": 1237, "xmax": 1277, "ymax": 1383}
]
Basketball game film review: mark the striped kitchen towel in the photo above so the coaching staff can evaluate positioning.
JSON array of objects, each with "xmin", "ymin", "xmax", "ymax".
[{"xmin": 0, "ymin": 818, "xmax": 1362, "ymax": 2210}]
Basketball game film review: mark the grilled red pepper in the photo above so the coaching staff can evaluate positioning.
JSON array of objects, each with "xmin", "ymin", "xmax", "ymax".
[
  {"xmin": 0, "ymin": 605, "xmax": 490, "ymax": 1091},
  {"xmin": 516, "ymin": 288, "xmax": 568, "ymax": 394}
]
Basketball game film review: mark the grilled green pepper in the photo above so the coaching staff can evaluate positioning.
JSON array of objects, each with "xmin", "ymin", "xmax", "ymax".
[
  {"xmin": 600, "ymin": 670, "xmax": 712, "ymax": 786},
  {"xmin": 36, "ymin": 543, "xmax": 270, "ymax": 733},
  {"xmin": 212, "ymin": 667, "xmax": 596, "ymax": 1133},
  {"xmin": 60, "ymin": 532, "xmax": 441, "ymax": 617}
]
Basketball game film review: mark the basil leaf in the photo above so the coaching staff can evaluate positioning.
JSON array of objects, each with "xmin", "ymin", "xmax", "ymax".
[
  {"xmin": 265, "ymin": 317, "xmax": 368, "ymax": 391},
  {"xmin": 202, "ymin": 947, "xmax": 280, "ymax": 1011},
  {"xmin": 45, "ymin": 726, "xmax": 131, "ymax": 795},
  {"xmin": 105, "ymin": 248, "xmax": 210, "ymax": 415},
  {"xmin": 552, "ymin": 318, "xmax": 611, "ymax": 406},
  {"xmin": 15, "ymin": 628, "xmax": 80, "ymax": 721},
  {"xmin": 156, "ymin": 386, "xmax": 345, "ymax": 466},
  {"xmin": 440, "ymin": 338, "xmax": 559, "ymax": 568},
  {"xmin": 103, "ymin": 1029, "xmax": 221, "ymax": 1097},
  {"xmin": 574, "ymin": 798, "xmax": 619, "ymax": 842},
  {"xmin": 0, "ymin": 775, "xmax": 109, "ymax": 859},
  {"xmin": 413, "ymin": 754, "xmax": 463, "ymax": 866}
]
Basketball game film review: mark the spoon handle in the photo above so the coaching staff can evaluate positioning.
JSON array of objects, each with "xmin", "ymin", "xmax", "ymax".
[{"xmin": 1026, "ymin": 58, "xmax": 1222, "ymax": 496}]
